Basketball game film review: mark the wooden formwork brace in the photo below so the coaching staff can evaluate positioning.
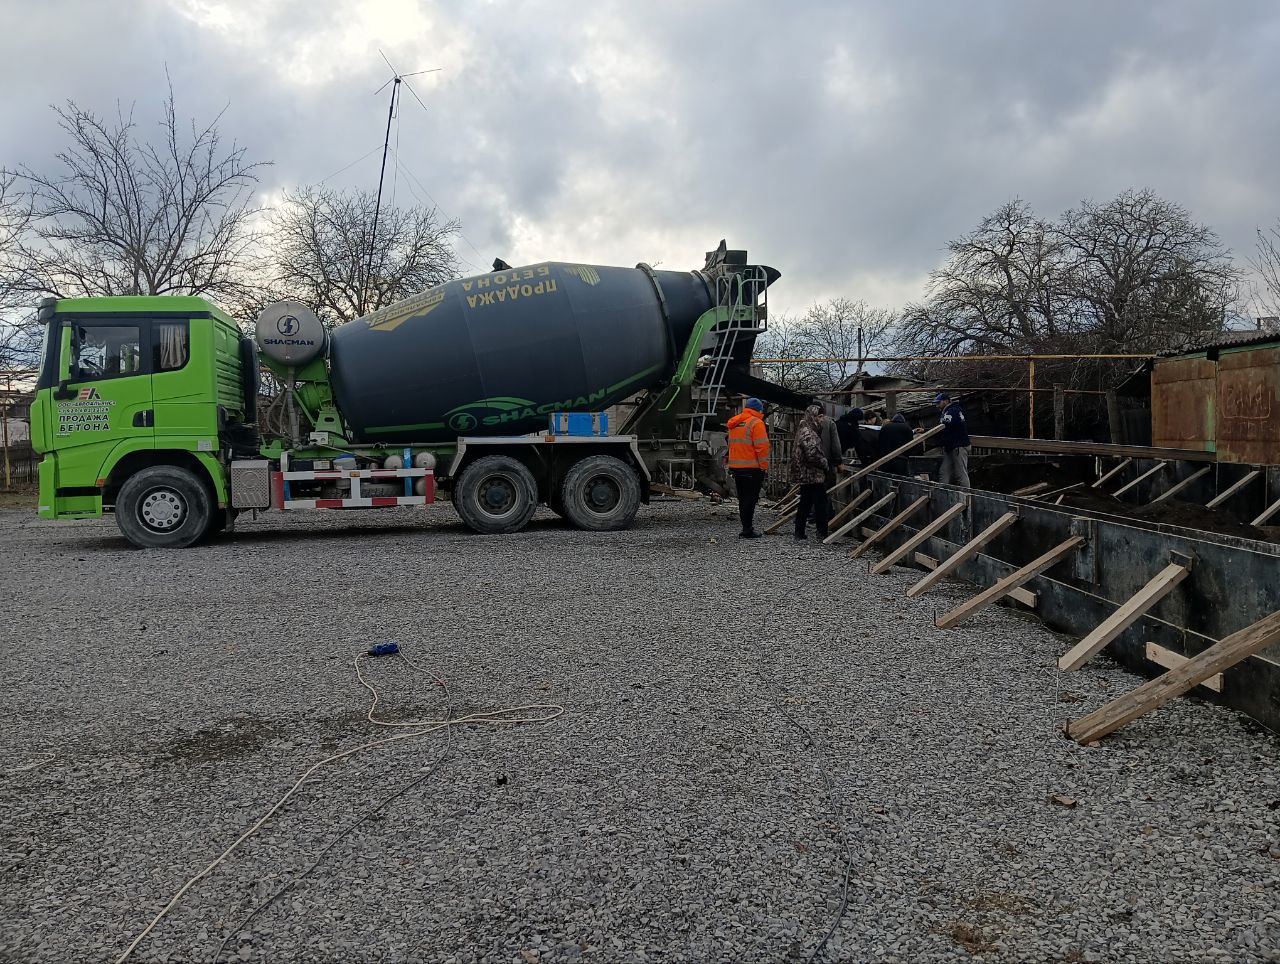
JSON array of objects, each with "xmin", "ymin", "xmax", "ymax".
[
  {"xmin": 1091, "ymin": 458, "xmax": 1132, "ymax": 489},
  {"xmin": 1111, "ymin": 460, "xmax": 1168, "ymax": 498},
  {"xmin": 905, "ymin": 511, "xmax": 1019, "ymax": 599},
  {"xmin": 824, "ymin": 487, "xmax": 873, "ymax": 531},
  {"xmin": 870, "ymin": 502, "xmax": 968, "ymax": 575},
  {"xmin": 821, "ymin": 491, "xmax": 896, "ymax": 545},
  {"xmin": 1057, "ymin": 562, "xmax": 1191, "ymax": 670},
  {"xmin": 849, "ymin": 496, "xmax": 930, "ymax": 559},
  {"xmin": 1067, "ymin": 609, "xmax": 1280, "ymax": 744},
  {"xmin": 1030, "ymin": 482, "xmax": 1084, "ymax": 501},
  {"xmin": 1206, "ymin": 469, "xmax": 1261, "ymax": 509},
  {"xmin": 1145, "ymin": 642, "xmax": 1223, "ymax": 692},
  {"xmin": 1012, "ymin": 481, "xmax": 1051, "ymax": 497},
  {"xmin": 1148, "ymin": 466, "xmax": 1211, "ymax": 505},
  {"xmin": 913, "ymin": 551, "xmax": 1038, "ymax": 607},
  {"xmin": 766, "ymin": 486, "xmax": 865, "ymax": 536},
  {"xmin": 935, "ymin": 536, "xmax": 1085, "ymax": 630},
  {"xmin": 1253, "ymin": 496, "xmax": 1280, "ymax": 528}
]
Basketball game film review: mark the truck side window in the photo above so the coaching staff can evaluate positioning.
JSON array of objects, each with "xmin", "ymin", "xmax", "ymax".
[
  {"xmin": 74, "ymin": 325, "xmax": 142, "ymax": 380},
  {"xmin": 155, "ymin": 322, "xmax": 189, "ymax": 372}
]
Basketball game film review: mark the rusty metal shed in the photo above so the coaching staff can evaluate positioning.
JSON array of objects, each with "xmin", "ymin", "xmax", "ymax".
[{"xmin": 1151, "ymin": 330, "xmax": 1280, "ymax": 464}]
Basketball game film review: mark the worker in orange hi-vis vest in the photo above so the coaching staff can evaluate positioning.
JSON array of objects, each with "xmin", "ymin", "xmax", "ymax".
[{"xmin": 725, "ymin": 398, "xmax": 770, "ymax": 538}]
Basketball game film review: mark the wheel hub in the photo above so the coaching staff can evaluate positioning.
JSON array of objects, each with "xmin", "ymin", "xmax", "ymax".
[
  {"xmin": 139, "ymin": 488, "xmax": 186, "ymax": 531},
  {"xmin": 478, "ymin": 476, "xmax": 518, "ymax": 516},
  {"xmin": 585, "ymin": 475, "xmax": 621, "ymax": 512}
]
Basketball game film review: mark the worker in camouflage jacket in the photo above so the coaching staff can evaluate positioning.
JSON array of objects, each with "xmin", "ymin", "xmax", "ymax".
[{"xmin": 790, "ymin": 404, "xmax": 831, "ymax": 540}]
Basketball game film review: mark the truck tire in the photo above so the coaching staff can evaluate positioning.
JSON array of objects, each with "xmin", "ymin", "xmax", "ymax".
[
  {"xmin": 453, "ymin": 455, "xmax": 539, "ymax": 534},
  {"xmin": 559, "ymin": 455, "xmax": 641, "ymax": 531},
  {"xmin": 115, "ymin": 466, "xmax": 213, "ymax": 549}
]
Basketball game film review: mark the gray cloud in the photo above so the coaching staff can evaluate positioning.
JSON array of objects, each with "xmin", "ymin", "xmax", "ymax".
[{"xmin": 2, "ymin": 0, "xmax": 1277, "ymax": 316}]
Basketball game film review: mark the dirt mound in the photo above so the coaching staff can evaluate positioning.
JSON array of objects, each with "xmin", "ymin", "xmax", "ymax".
[
  {"xmin": 969, "ymin": 458, "xmax": 1083, "ymax": 494},
  {"xmin": 1055, "ymin": 490, "xmax": 1272, "ymax": 542}
]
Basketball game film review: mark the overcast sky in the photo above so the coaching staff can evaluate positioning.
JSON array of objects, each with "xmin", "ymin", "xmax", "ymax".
[{"xmin": 2, "ymin": 0, "xmax": 1277, "ymax": 318}]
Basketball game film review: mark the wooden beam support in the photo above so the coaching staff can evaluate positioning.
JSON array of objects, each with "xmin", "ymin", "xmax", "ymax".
[
  {"xmin": 824, "ymin": 488, "xmax": 873, "ymax": 530},
  {"xmin": 1091, "ymin": 458, "xmax": 1132, "ymax": 490},
  {"xmin": 1252, "ymin": 496, "xmax": 1280, "ymax": 528},
  {"xmin": 1144, "ymin": 642, "xmax": 1222, "ymax": 692},
  {"xmin": 1206, "ymin": 470, "xmax": 1261, "ymax": 509},
  {"xmin": 905, "ymin": 511, "xmax": 1019, "ymax": 599},
  {"xmin": 1111, "ymin": 460, "xmax": 1168, "ymax": 498},
  {"xmin": 1149, "ymin": 466, "xmax": 1211, "ymax": 505},
  {"xmin": 849, "ymin": 495, "xmax": 930, "ymax": 559},
  {"xmin": 826, "ymin": 423, "xmax": 945, "ymax": 499},
  {"xmin": 1067, "ymin": 610, "xmax": 1280, "ymax": 743},
  {"xmin": 1031, "ymin": 482, "xmax": 1084, "ymax": 500},
  {"xmin": 1057, "ymin": 562, "xmax": 1191, "ymax": 670},
  {"xmin": 1012, "ymin": 481, "xmax": 1052, "ymax": 497},
  {"xmin": 870, "ymin": 502, "xmax": 968, "ymax": 575},
  {"xmin": 913, "ymin": 551, "xmax": 1037, "ymax": 607},
  {"xmin": 935, "ymin": 536, "xmax": 1085, "ymax": 629},
  {"xmin": 821, "ymin": 491, "xmax": 896, "ymax": 545}
]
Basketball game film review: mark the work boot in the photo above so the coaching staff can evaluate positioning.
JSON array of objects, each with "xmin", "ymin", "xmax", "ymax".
[{"xmin": 739, "ymin": 530, "xmax": 762, "ymax": 539}]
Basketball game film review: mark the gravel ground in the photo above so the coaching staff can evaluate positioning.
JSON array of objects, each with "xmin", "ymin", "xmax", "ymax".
[{"xmin": 1, "ymin": 499, "xmax": 1277, "ymax": 964}]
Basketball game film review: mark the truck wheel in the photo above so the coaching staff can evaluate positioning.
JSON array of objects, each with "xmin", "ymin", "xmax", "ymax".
[
  {"xmin": 559, "ymin": 455, "xmax": 641, "ymax": 531},
  {"xmin": 453, "ymin": 455, "xmax": 538, "ymax": 534},
  {"xmin": 115, "ymin": 466, "xmax": 212, "ymax": 549}
]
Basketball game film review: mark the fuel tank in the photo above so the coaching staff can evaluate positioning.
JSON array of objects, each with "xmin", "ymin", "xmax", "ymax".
[{"xmin": 328, "ymin": 261, "xmax": 714, "ymax": 443}]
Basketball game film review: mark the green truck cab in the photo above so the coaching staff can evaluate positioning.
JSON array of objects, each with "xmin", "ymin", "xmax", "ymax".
[{"xmin": 31, "ymin": 296, "xmax": 249, "ymax": 542}]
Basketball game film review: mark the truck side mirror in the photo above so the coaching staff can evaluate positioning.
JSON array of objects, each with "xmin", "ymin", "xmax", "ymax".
[{"xmin": 55, "ymin": 325, "xmax": 75, "ymax": 398}]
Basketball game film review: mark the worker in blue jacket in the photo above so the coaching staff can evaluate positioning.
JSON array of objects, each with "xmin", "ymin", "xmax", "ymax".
[{"xmin": 934, "ymin": 392, "xmax": 971, "ymax": 487}]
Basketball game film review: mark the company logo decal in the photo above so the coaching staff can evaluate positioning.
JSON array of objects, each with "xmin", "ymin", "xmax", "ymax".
[
  {"xmin": 564, "ymin": 265, "xmax": 601, "ymax": 286},
  {"xmin": 77, "ymin": 386, "xmax": 102, "ymax": 401},
  {"xmin": 276, "ymin": 315, "xmax": 300, "ymax": 336},
  {"xmin": 444, "ymin": 391, "xmax": 609, "ymax": 430},
  {"xmin": 58, "ymin": 388, "xmax": 116, "ymax": 434},
  {"xmin": 367, "ymin": 289, "xmax": 447, "ymax": 332}
]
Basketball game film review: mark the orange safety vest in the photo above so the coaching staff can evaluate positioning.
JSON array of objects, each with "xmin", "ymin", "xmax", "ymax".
[{"xmin": 726, "ymin": 409, "xmax": 770, "ymax": 471}]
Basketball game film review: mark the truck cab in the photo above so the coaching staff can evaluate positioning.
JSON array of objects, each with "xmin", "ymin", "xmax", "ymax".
[{"xmin": 30, "ymin": 296, "xmax": 249, "ymax": 543}]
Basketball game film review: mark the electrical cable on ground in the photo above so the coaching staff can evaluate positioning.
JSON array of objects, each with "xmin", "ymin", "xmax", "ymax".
[
  {"xmin": 114, "ymin": 651, "xmax": 563, "ymax": 964},
  {"xmin": 212, "ymin": 652, "xmax": 455, "ymax": 964}
]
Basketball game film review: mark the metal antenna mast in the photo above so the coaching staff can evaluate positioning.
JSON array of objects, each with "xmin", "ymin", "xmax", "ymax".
[{"xmin": 365, "ymin": 50, "xmax": 441, "ymax": 309}]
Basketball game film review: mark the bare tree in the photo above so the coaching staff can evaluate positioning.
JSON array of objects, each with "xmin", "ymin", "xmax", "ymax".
[
  {"xmin": 752, "ymin": 312, "xmax": 819, "ymax": 391},
  {"xmin": 796, "ymin": 297, "xmax": 897, "ymax": 389},
  {"xmin": 267, "ymin": 186, "xmax": 461, "ymax": 325},
  {"xmin": 13, "ymin": 84, "xmax": 267, "ymax": 318},
  {"xmin": 0, "ymin": 172, "xmax": 39, "ymax": 369},
  {"xmin": 1250, "ymin": 220, "xmax": 1280, "ymax": 322}
]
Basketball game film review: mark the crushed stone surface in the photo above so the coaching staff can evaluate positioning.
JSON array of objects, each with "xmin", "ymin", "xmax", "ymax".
[{"xmin": 1, "ymin": 500, "xmax": 1277, "ymax": 963}]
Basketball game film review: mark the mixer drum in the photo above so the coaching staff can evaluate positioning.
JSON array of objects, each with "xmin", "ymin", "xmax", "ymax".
[{"xmin": 328, "ymin": 261, "xmax": 713, "ymax": 443}]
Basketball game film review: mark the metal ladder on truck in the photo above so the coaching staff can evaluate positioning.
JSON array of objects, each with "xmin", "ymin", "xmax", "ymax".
[{"xmin": 683, "ymin": 265, "xmax": 770, "ymax": 443}]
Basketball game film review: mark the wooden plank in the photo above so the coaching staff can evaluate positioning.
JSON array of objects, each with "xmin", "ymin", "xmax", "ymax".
[
  {"xmin": 912, "ymin": 551, "xmax": 1038, "ymax": 607},
  {"xmin": 1012, "ymin": 481, "xmax": 1052, "ymax": 497},
  {"xmin": 1144, "ymin": 642, "xmax": 1223, "ymax": 692},
  {"xmin": 1031, "ymin": 482, "xmax": 1084, "ymax": 500},
  {"xmin": 1206, "ymin": 469, "xmax": 1261, "ymax": 509},
  {"xmin": 821, "ymin": 491, "xmax": 896, "ymax": 545},
  {"xmin": 870, "ymin": 502, "xmax": 967, "ymax": 575},
  {"xmin": 905, "ymin": 511, "xmax": 1019, "ymax": 599},
  {"xmin": 1091, "ymin": 458, "xmax": 1132, "ymax": 490},
  {"xmin": 849, "ymin": 495, "xmax": 930, "ymax": 559},
  {"xmin": 1111, "ymin": 460, "xmax": 1168, "ymax": 498},
  {"xmin": 971, "ymin": 436, "xmax": 1216, "ymax": 463},
  {"xmin": 1067, "ymin": 610, "xmax": 1280, "ymax": 743},
  {"xmin": 826, "ymin": 423, "xmax": 945, "ymax": 498},
  {"xmin": 824, "ymin": 488, "xmax": 873, "ymax": 530},
  {"xmin": 935, "ymin": 536, "xmax": 1085, "ymax": 629},
  {"xmin": 1252, "ymin": 496, "xmax": 1280, "ymax": 528},
  {"xmin": 1057, "ymin": 563, "xmax": 1191, "ymax": 670},
  {"xmin": 1149, "ymin": 466, "xmax": 1211, "ymax": 505}
]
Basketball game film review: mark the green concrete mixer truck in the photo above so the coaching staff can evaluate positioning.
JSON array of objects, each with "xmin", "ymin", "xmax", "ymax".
[{"xmin": 27, "ymin": 242, "xmax": 790, "ymax": 548}]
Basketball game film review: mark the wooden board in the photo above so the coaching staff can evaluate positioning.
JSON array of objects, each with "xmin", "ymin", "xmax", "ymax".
[
  {"xmin": 821, "ymin": 491, "xmax": 896, "ymax": 545},
  {"xmin": 935, "ymin": 536, "xmax": 1085, "ymax": 629},
  {"xmin": 849, "ymin": 495, "xmax": 929, "ymax": 559},
  {"xmin": 1067, "ymin": 609, "xmax": 1280, "ymax": 743},
  {"xmin": 870, "ymin": 502, "xmax": 967, "ymax": 575},
  {"xmin": 826, "ymin": 424, "xmax": 945, "ymax": 498},
  {"xmin": 911, "ymin": 550, "xmax": 1037, "ymax": 608},
  {"xmin": 971, "ymin": 436, "xmax": 1216, "ymax": 463},
  {"xmin": 1012, "ymin": 481, "xmax": 1051, "ymax": 497},
  {"xmin": 1031, "ymin": 482, "xmax": 1084, "ymax": 500},
  {"xmin": 824, "ymin": 488, "xmax": 873, "ymax": 530},
  {"xmin": 1111, "ymin": 461, "xmax": 1168, "ymax": 498},
  {"xmin": 1091, "ymin": 458, "xmax": 1132, "ymax": 490},
  {"xmin": 1252, "ymin": 496, "xmax": 1280, "ymax": 528},
  {"xmin": 1206, "ymin": 469, "xmax": 1261, "ymax": 508},
  {"xmin": 1144, "ymin": 642, "xmax": 1222, "ymax": 692},
  {"xmin": 905, "ymin": 511, "xmax": 1019, "ymax": 599},
  {"xmin": 1057, "ymin": 563, "xmax": 1190, "ymax": 670},
  {"xmin": 1149, "ymin": 466, "xmax": 1211, "ymax": 505}
]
